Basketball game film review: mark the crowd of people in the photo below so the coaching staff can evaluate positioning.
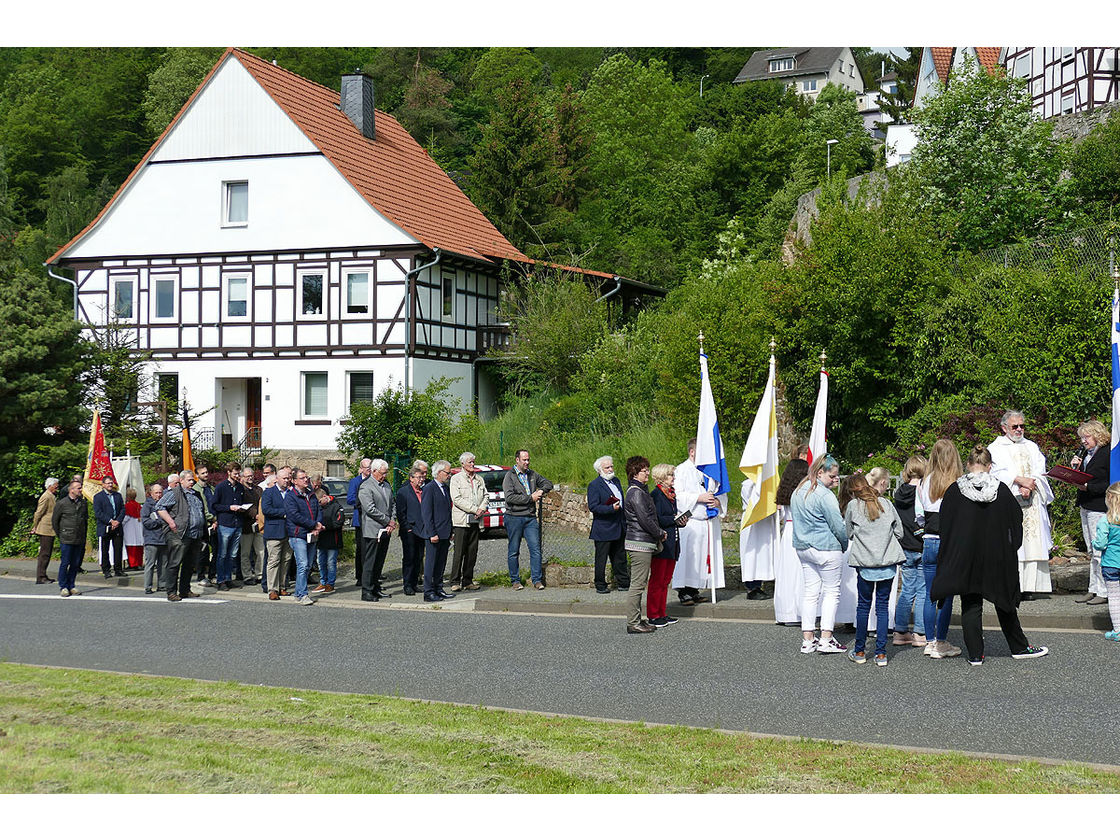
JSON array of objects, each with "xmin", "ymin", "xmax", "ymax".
[{"xmin": 25, "ymin": 409, "xmax": 1119, "ymax": 654}]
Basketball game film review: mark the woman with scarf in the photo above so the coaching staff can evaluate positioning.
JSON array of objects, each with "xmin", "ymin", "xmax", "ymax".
[
  {"xmin": 930, "ymin": 445, "xmax": 1049, "ymax": 664},
  {"xmin": 647, "ymin": 463, "xmax": 687, "ymax": 627}
]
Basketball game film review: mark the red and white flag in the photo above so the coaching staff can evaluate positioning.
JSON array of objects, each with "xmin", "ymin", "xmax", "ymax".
[
  {"xmin": 806, "ymin": 363, "xmax": 828, "ymax": 465},
  {"xmin": 83, "ymin": 409, "xmax": 117, "ymax": 501}
]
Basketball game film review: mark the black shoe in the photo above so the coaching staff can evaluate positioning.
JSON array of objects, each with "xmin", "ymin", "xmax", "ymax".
[
  {"xmin": 229, "ymin": 579, "xmax": 243, "ymax": 588},
  {"xmin": 1020, "ymin": 592, "xmax": 1035, "ymax": 601},
  {"xmin": 651, "ymin": 615, "xmax": 679, "ymax": 626},
  {"xmin": 374, "ymin": 589, "xmax": 392, "ymax": 599},
  {"xmin": 746, "ymin": 588, "xmax": 772, "ymax": 600},
  {"xmin": 360, "ymin": 593, "xmax": 378, "ymax": 602},
  {"xmin": 403, "ymin": 587, "xmax": 416, "ymax": 596},
  {"xmin": 595, "ymin": 585, "xmax": 610, "ymax": 594},
  {"xmin": 423, "ymin": 593, "xmax": 442, "ymax": 602},
  {"xmin": 438, "ymin": 590, "xmax": 455, "ymax": 599},
  {"xmin": 103, "ymin": 573, "xmax": 113, "ymax": 579},
  {"xmin": 115, "ymin": 571, "xmax": 127, "ymax": 577},
  {"xmin": 76, "ymin": 568, "xmax": 87, "ymax": 574}
]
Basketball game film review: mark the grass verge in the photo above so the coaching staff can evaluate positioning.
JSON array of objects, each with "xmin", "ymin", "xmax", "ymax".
[{"xmin": 1, "ymin": 662, "xmax": 1117, "ymax": 793}]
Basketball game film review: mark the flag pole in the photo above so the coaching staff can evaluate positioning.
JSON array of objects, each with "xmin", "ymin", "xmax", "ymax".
[
  {"xmin": 770, "ymin": 338, "xmax": 780, "ymax": 577},
  {"xmin": 700, "ymin": 331, "xmax": 716, "ymax": 605}
]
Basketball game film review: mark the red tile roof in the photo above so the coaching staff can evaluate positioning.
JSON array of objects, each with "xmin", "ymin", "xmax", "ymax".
[
  {"xmin": 50, "ymin": 48, "xmax": 528, "ymax": 266},
  {"xmin": 974, "ymin": 48, "xmax": 1001, "ymax": 73},
  {"xmin": 930, "ymin": 47, "xmax": 954, "ymax": 83}
]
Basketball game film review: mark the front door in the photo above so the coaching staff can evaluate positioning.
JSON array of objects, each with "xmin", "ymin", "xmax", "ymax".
[{"xmin": 246, "ymin": 378, "xmax": 262, "ymax": 448}]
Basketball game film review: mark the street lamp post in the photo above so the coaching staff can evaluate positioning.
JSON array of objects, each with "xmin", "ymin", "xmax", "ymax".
[
  {"xmin": 826, "ymin": 138, "xmax": 839, "ymax": 178},
  {"xmin": 700, "ymin": 74, "xmax": 710, "ymax": 98}
]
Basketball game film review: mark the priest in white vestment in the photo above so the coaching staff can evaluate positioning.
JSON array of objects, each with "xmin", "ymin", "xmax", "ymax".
[
  {"xmin": 672, "ymin": 440, "xmax": 727, "ymax": 602},
  {"xmin": 989, "ymin": 410, "xmax": 1053, "ymax": 595}
]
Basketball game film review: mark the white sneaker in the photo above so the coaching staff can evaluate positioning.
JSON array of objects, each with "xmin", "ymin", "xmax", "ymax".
[
  {"xmin": 59, "ymin": 589, "xmax": 69, "ymax": 598},
  {"xmin": 800, "ymin": 638, "xmax": 818, "ymax": 654},
  {"xmin": 817, "ymin": 637, "xmax": 848, "ymax": 654},
  {"xmin": 69, "ymin": 589, "xmax": 81, "ymax": 596},
  {"xmin": 922, "ymin": 642, "xmax": 936, "ymax": 656},
  {"xmin": 929, "ymin": 640, "xmax": 962, "ymax": 659},
  {"xmin": 296, "ymin": 595, "xmax": 315, "ymax": 606}
]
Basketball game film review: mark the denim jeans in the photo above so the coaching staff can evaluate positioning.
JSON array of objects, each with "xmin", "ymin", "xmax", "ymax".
[
  {"xmin": 216, "ymin": 525, "xmax": 240, "ymax": 584},
  {"xmin": 58, "ymin": 542, "xmax": 82, "ymax": 591},
  {"xmin": 922, "ymin": 536, "xmax": 953, "ymax": 642},
  {"xmin": 288, "ymin": 537, "xmax": 312, "ymax": 599},
  {"xmin": 506, "ymin": 514, "xmax": 543, "ymax": 584},
  {"xmin": 316, "ymin": 544, "xmax": 338, "ymax": 587},
  {"xmin": 893, "ymin": 548, "xmax": 926, "ymax": 635},
  {"xmin": 855, "ymin": 573, "xmax": 894, "ymax": 655}
]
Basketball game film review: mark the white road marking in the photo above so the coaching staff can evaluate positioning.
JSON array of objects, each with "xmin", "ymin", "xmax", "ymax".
[{"xmin": 0, "ymin": 594, "xmax": 228, "ymax": 604}]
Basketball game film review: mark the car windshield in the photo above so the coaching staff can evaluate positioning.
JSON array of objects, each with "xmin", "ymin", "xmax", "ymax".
[
  {"xmin": 323, "ymin": 480, "xmax": 348, "ymax": 496},
  {"xmin": 481, "ymin": 470, "xmax": 508, "ymax": 493}
]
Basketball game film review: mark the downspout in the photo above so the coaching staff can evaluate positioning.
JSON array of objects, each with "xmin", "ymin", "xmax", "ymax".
[
  {"xmin": 46, "ymin": 264, "xmax": 79, "ymax": 320},
  {"xmin": 594, "ymin": 275, "xmax": 623, "ymax": 304},
  {"xmin": 403, "ymin": 248, "xmax": 441, "ymax": 395}
]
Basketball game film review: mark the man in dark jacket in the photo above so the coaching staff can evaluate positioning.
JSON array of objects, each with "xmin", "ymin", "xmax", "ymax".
[
  {"xmin": 420, "ymin": 460, "xmax": 454, "ymax": 602},
  {"xmin": 52, "ymin": 480, "xmax": 88, "ymax": 597},
  {"xmin": 501, "ymin": 449, "xmax": 553, "ymax": 590},
  {"xmin": 93, "ymin": 475, "xmax": 126, "ymax": 579},
  {"xmin": 313, "ymin": 491, "xmax": 344, "ymax": 593},
  {"xmin": 140, "ymin": 483, "xmax": 168, "ymax": 594},
  {"xmin": 195, "ymin": 465, "xmax": 218, "ymax": 586},
  {"xmin": 283, "ymin": 468, "xmax": 322, "ymax": 606},
  {"xmin": 239, "ymin": 473, "xmax": 264, "ymax": 588},
  {"xmin": 587, "ymin": 455, "xmax": 628, "ymax": 594},
  {"xmin": 261, "ymin": 467, "xmax": 292, "ymax": 599},
  {"xmin": 395, "ymin": 461, "xmax": 427, "ymax": 595},
  {"xmin": 347, "ymin": 458, "xmax": 372, "ymax": 584},
  {"xmin": 211, "ymin": 462, "xmax": 249, "ymax": 591},
  {"xmin": 156, "ymin": 470, "xmax": 212, "ymax": 601}
]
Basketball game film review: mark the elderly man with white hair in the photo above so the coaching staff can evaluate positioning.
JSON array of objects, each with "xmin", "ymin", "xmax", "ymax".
[
  {"xmin": 587, "ymin": 455, "xmax": 628, "ymax": 594},
  {"xmin": 347, "ymin": 457, "xmax": 373, "ymax": 583},
  {"xmin": 31, "ymin": 477, "xmax": 60, "ymax": 584},
  {"xmin": 448, "ymin": 452, "xmax": 488, "ymax": 591},
  {"xmin": 989, "ymin": 410, "xmax": 1053, "ymax": 599},
  {"xmin": 358, "ymin": 458, "xmax": 396, "ymax": 601}
]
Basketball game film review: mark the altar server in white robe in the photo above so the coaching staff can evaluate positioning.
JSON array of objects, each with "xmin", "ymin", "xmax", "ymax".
[
  {"xmin": 989, "ymin": 410, "xmax": 1053, "ymax": 596},
  {"xmin": 739, "ymin": 476, "xmax": 776, "ymax": 598},
  {"xmin": 773, "ymin": 456, "xmax": 810, "ymax": 623},
  {"xmin": 673, "ymin": 439, "xmax": 726, "ymax": 604}
]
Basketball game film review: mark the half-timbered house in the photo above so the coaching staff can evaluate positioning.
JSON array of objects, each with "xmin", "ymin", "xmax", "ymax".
[
  {"xmin": 47, "ymin": 48, "xmax": 658, "ymax": 473},
  {"xmin": 1000, "ymin": 47, "xmax": 1120, "ymax": 118}
]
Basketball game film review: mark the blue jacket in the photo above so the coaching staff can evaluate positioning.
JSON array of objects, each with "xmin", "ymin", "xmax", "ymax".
[
  {"xmin": 790, "ymin": 480, "xmax": 849, "ymax": 552},
  {"xmin": 395, "ymin": 482, "xmax": 423, "ymax": 535},
  {"xmin": 284, "ymin": 487, "xmax": 320, "ymax": 538},
  {"xmin": 587, "ymin": 475, "xmax": 625, "ymax": 541},
  {"xmin": 210, "ymin": 479, "xmax": 246, "ymax": 529},
  {"xmin": 347, "ymin": 474, "xmax": 364, "ymax": 528},
  {"xmin": 260, "ymin": 485, "xmax": 289, "ymax": 541},
  {"xmin": 651, "ymin": 486, "xmax": 680, "ymax": 560},
  {"xmin": 93, "ymin": 489, "xmax": 124, "ymax": 538},
  {"xmin": 418, "ymin": 479, "xmax": 453, "ymax": 540},
  {"xmin": 140, "ymin": 497, "xmax": 167, "ymax": 546},
  {"xmin": 1093, "ymin": 517, "xmax": 1120, "ymax": 570}
]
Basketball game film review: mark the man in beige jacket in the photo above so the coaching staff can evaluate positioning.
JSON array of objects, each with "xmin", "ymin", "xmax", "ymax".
[
  {"xmin": 31, "ymin": 478, "xmax": 59, "ymax": 584},
  {"xmin": 448, "ymin": 452, "xmax": 489, "ymax": 591}
]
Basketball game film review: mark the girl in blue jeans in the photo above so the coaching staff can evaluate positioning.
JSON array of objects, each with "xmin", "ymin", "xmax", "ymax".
[
  {"xmin": 917, "ymin": 439, "xmax": 963, "ymax": 659},
  {"xmin": 843, "ymin": 474, "xmax": 904, "ymax": 666},
  {"xmin": 1091, "ymin": 481, "xmax": 1120, "ymax": 641},
  {"xmin": 891, "ymin": 457, "xmax": 928, "ymax": 646}
]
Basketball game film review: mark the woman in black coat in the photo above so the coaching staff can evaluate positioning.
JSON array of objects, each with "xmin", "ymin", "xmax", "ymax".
[
  {"xmin": 647, "ymin": 463, "xmax": 686, "ymax": 628},
  {"xmin": 930, "ymin": 445, "xmax": 1048, "ymax": 664},
  {"xmin": 623, "ymin": 455, "xmax": 665, "ymax": 635},
  {"xmin": 1071, "ymin": 419, "xmax": 1111, "ymax": 604}
]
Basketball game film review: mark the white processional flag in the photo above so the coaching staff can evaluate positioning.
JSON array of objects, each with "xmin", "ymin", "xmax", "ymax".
[
  {"xmin": 807, "ymin": 361, "xmax": 828, "ymax": 465},
  {"xmin": 696, "ymin": 350, "xmax": 730, "ymax": 512}
]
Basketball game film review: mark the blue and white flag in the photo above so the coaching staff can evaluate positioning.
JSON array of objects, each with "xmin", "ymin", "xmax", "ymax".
[
  {"xmin": 1112, "ymin": 287, "xmax": 1120, "ymax": 483},
  {"xmin": 695, "ymin": 350, "xmax": 730, "ymax": 518}
]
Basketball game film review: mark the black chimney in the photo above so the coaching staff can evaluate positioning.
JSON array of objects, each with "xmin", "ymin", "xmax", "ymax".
[{"xmin": 340, "ymin": 73, "xmax": 375, "ymax": 140}]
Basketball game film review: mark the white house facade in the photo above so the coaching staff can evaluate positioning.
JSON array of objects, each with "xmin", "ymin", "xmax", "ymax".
[
  {"xmin": 1000, "ymin": 47, "xmax": 1120, "ymax": 118},
  {"xmin": 733, "ymin": 48, "xmax": 865, "ymax": 100}
]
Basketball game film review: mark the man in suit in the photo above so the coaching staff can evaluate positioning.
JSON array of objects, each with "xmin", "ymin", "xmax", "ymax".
[
  {"xmin": 261, "ymin": 466, "xmax": 292, "ymax": 600},
  {"xmin": 358, "ymin": 458, "xmax": 396, "ymax": 602},
  {"xmin": 347, "ymin": 458, "xmax": 372, "ymax": 584},
  {"xmin": 395, "ymin": 461, "xmax": 428, "ymax": 595},
  {"xmin": 420, "ymin": 460, "xmax": 454, "ymax": 602},
  {"xmin": 93, "ymin": 475, "xmax": 126, "ymax": 579},
  {"xmin": 283, "ymin": 468, "xmax": 322, "ymax": 606},
  {"xmin": 587, "ymin": 455, "xmax": 629, "ymax": 594}
]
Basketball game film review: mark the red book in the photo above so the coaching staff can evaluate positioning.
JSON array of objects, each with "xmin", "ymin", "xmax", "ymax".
[{"xmin": 1045, "ymin": 464, "xmax": 1094, "ymax": 487}]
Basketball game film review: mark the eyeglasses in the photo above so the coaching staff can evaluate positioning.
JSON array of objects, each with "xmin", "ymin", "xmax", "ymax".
[{"xmin": 1008, "ymin": 424, "xmax": 1025, "ymax": 430}]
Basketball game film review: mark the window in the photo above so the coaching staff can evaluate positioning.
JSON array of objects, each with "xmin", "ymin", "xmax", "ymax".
[
  {"xmin": 441, "ymin": 273, "xmax": 454, "ymax": 320},
  {"xmin": 1061, "ymin": 47, "xmax": 1074, "ymax": 61},
  {"xmin": 227, "ymin": 276, "xmax": 249, "ymax": 318},
  {"xmin": 153, "ymin": 276, "xmax": 176, "ymax": 319},
  {"xmin": 769, "ymin": 57, "xmax": 794, "ymax": 72},
  {"xmin": 802, "ymin": 79, "xmax": 817, "ymax": 92},
  {"xmin": 112, "ymin": 279, "xmax": 134, "ymax": 319},
  {"xmin": 301, "ymin": 273, "xmax": 324, "ymax": 315},
  {"xmin": 346, "ymin": 271, "xmax": 369, "ymax": 314},
  {"xmin": 348, "ymin": 372, "xmax": 374, "ymax": 407},
  {"xmin": 302, "ymin": 372, "xmax": 328, "ymax": 417},
  {"xmin": 1061, "ymin": 93, "xmax": 1075, "ymax": 114},
  {"xmin": 1014, "ymin": 54, "xmax": 1032, "ymax": 78},
  {"xmin": 223, "ymin": 181, "xmax": 248, "ymax": 226}
]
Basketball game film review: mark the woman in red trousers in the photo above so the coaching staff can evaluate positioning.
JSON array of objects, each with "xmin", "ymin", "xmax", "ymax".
[{"xmin": 647, "ymin": 463, "xmax": 687, "ymax": 627}]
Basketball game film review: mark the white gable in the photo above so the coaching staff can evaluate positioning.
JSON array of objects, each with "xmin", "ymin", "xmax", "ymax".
[{"xmin": 151, "ymin": 55, "xmax": 317, "ymax": 161}]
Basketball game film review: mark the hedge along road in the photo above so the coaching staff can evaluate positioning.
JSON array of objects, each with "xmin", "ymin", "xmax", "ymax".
[{"xmin": 0, "ymin": 576, "xmax": 1113, "ymax": 767}]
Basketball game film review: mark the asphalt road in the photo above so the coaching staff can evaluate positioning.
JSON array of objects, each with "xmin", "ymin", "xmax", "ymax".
[{"xmin": 0, "ymin": 576, "xmax": 1114, "ymax": 766}]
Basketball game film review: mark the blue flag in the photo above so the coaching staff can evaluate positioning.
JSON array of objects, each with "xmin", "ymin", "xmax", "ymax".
[{"xmin": 695, "ymin": 351, "xmax": 730, "ymax": 518}]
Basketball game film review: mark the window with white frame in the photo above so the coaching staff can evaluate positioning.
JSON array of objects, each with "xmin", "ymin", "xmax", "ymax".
[
  {"xmin": 441, "ymin": 272, "xmax": 454, "ymax": 321},
  {"xmin": 1061, "ymin": 92, "xmax": 1075, "ymax": 114},
  {"xmin": 345, "ymin": 270, "xmax": 370, "ymax": 314},
  {"xmin": 1061, "ymin": 47, "xmax": 1074, "ymax": 62},
  {"xmin": 300, "ymin": 272, "xmax": 325, "ymax": 315},
  {"xmin": 1014, "ymin": 54, "xmax": 1032, "ymax": 78},
  {"xmin": 348, "ymin": 372, "xmax": 374, "ymax": 408},
  {"xmin": 769, "ymin": 57, "xmax": 794, "ymax": 72},
  {"xmin": 226, "ymin": 276, "xmax": 249, "ymax": 318},
  {"xmin": 112, "ymin": 278, "xmax": 134, "ymax": 319},
  {"xmin": 153, "ymin": 275, "xmax": 176, "ymax": 319},
  {"xmin": 802, "ymin": 79, "xmax": 817, "ymax": 92},
  {"xmin": 223, "ymin": 181, "xmax": 248, "ymax": 226},
  {"xmin": 302, "ymin": 372, "xmax": 328, "ymax": 417}
]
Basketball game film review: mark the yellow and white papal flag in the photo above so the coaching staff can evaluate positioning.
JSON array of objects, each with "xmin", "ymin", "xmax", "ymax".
[{"xmin": 739, "ymin": 352, "xmax": 779, "ymax": 529}]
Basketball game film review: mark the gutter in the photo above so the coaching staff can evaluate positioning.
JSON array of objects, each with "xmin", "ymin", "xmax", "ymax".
[
  {"xmin": 46, "ymin": 264, "xmax": 79, "ymax": 320},
  {"xmin": 594, "ymin": 275, "xmax": 623, "ymax": 304},
  {"xmin": 403, "ymin": 248, "xmax": 441, "ymax": 394}
]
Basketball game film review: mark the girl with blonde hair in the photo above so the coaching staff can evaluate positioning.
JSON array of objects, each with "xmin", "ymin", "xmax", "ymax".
[
  {"xmin": 791, "ymin": 454, "xmax": 848, "ymax": 654},
  {"xmin": 918, "ymin": 440, "xmax": 964, "ymax": 658},
  {"xmin": 1090, "ymin": 481, "xmax": 1120, "ymax": 640}
]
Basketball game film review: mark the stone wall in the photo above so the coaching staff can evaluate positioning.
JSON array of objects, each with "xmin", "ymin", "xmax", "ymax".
[
  {"xmin": 1051, "ymin": 100, "xmax": 1120, "ymax": 143},
  {"xmin": 541, "ymin": 485, "xmax": 742, "ymax": 538}
]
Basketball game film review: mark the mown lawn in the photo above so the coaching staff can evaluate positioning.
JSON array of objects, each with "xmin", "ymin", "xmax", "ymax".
[{"xmin": 0, "ymin": 663, "xmax": 1116, "ymax": 793}]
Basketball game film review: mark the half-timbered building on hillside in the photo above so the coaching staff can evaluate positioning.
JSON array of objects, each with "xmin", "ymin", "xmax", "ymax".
[
  {"xmin": 48, "ymin": 48, "xmax": 658, "ymax": 473},
  {"xmin": 1000, "ymin": 47, "xmax": 1120, "ymax": 118}
]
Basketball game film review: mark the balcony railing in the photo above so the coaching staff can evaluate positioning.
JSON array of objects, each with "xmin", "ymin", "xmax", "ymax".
[{"xmin": 478, "ymin": 325, "xmax": 512, "ymax": 353}]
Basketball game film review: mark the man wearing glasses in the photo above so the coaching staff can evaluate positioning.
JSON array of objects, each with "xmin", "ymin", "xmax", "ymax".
[{"xmin": 989, "ymin": 410, "xmax": 1054, "ymax": 600}]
